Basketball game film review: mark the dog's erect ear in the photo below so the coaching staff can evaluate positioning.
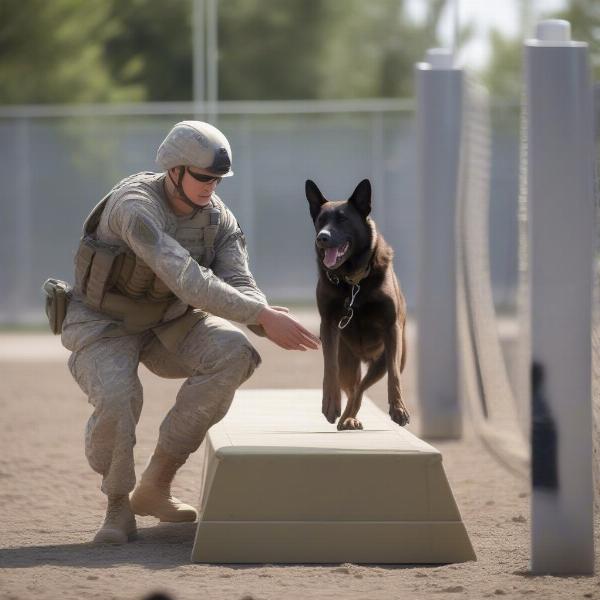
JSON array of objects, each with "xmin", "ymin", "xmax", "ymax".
[
  {"xmin": 348, "ymin": 179, "xmax": 372, "ymax": 218},
  {"xmin": 305, "ymin": 179, "xmax": 327, "ymax": 221}
]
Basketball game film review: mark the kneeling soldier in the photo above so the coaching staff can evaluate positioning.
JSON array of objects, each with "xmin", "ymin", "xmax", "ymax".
[{"xmin": 58, "ymin": 121, "xmax": 319, "ymax": 543}]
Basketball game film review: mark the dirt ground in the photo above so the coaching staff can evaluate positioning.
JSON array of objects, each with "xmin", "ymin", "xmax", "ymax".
[{"xmin": 1, "ymin": 315, "xmax": 598, "ymax": 600}]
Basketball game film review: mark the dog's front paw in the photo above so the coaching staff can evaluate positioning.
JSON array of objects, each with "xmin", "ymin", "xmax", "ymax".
[
  {"xmin": 389, "ymin": 404, "xmax": 410, "ymax": 427},
  {"xmin": 322, "ymin": 389, "xmax": 341, "ymax": 424},
  {"xmin": 337, "ymin": 417, "xmax": 363, "ymax": 431}
]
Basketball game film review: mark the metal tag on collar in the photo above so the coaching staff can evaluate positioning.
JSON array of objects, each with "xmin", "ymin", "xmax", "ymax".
[
  {"xmin": 338, "ymin": 284, "xmax": 360, "ymax": 329},
  {"xmin": 338, "ymin": 308, "xmax": 354, "ymax": 330}
]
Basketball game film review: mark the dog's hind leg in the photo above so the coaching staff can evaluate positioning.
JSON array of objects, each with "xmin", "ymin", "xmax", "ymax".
[
  {"xmin": 339, "ymin": 348, "xmax": 387, "ymax": 430},
  {"xmin": 385, "ymin": 323, "xmax": 410, "ymax": 427},
  {"xmin": 358, "ymin": 351, "xmax": 387, "ymax": 395},
  {"xmin": 337, "ymin": 341, "xmax": 362, "ymax": 430}
]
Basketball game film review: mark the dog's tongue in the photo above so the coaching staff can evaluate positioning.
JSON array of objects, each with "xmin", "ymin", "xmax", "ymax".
[{"xmin": 323, "ymin": 247, "xmax": 339, "ymax": 268}]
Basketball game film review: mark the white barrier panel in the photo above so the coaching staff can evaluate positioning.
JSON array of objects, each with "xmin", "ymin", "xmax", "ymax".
[
  {"xmin": 525, "ymin": 20, "xmax": 595, "ymax": 575},
  {"xmin": 191, "ymin": 389, "xmax": 475, "ymax": 564},
  {"xmin": 415, "ymin": 49, "xmax": 463, "ymax": 439}
]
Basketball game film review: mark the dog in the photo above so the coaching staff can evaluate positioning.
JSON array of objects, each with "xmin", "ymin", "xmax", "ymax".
[{"xmin": 305, "ymin": 178, "xmax": 409, "ymax": 431}]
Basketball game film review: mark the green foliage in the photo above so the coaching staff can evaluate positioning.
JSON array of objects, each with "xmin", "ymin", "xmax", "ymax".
[
  {"xmin": 104, "ymin": 0, "xmax": 193, "ymax": 101},
  {"xmin": 219, "ymin": 0, "xmax": 447, "ymax": 99},
  {"xmin": 553, "ymin": 1, "xmax": 600, "ymax": 82},
  {"xmin": 0, "ymin": 0, "xmax": 452, "ymax": 104},
  {"xmin": 482, "ymin": 0, "xmax": 600, "ymax": 101},
  {"xmin": 318, "ymin": 0, "xmax": 447, "ymax": 99},
  {"xmin": 218, "ymin": 0, "xmax": 335, "ymax": 100},
  {"xmin": 0, "ymin": 0, "xmax": 144, "ymax": 104},
  {"xmin": 481, "ymin": 29, "xmax": 522, "ymax": 100}
]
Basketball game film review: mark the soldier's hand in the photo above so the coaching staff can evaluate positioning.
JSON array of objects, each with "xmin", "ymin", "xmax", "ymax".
[{"xmin": 256, "ymin": 306, "xmax": 321, "ymax": 351}]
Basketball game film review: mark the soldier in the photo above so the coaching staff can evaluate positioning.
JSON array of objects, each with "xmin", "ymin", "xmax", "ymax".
[{"xmin": 61, "ymin": 121, "xmax": 320, "ymax": 544}]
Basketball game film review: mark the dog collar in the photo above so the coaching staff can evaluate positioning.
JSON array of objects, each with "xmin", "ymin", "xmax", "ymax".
[{"xmin": 325, "ymin": 259, "xmax": 372, "ymax": 286}]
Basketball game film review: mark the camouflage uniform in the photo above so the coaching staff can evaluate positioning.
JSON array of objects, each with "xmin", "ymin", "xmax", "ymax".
[{"xmin": 62, "ymin": 171, "xmax": 266, "ymax": 496}]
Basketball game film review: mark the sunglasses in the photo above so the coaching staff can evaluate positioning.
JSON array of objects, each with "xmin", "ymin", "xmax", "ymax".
[{"xmin": 186, "ymin": 167, "xmax": 222, "ymax": 184}]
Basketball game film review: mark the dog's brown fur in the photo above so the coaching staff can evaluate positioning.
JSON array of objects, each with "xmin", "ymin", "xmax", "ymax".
[{"xmin": 305, "ymin": 179, "xmax": 409, "ymax": 430}]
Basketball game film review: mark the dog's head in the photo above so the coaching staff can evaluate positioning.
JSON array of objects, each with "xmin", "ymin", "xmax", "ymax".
[{"xmin": 305, "ymin": 179, "xmax": 372, "ymax": 270}]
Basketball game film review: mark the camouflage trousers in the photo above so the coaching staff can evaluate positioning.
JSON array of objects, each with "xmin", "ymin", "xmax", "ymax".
[{"xmin": 66, "ymin": 316, "xmax": 261, "ymax": 495}]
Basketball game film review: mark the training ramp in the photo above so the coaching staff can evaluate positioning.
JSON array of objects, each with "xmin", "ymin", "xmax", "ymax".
[{"xmin": 191, "ymin": 389, "xmax": 475, "ymax": 564}]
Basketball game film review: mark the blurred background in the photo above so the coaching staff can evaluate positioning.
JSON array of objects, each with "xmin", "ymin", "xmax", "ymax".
[{"xmin": 0, "ymin": 0, "xmax": 597, "ymax": 325}]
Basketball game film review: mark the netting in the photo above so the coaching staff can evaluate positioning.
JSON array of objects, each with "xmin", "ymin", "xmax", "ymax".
[
  {"xmin": 456, "ymin": 80, "xmax": 528, "ymax": 478},
  {"xmin": 458, "ymin": 77, "xmax": 600, "ymax": 510}
]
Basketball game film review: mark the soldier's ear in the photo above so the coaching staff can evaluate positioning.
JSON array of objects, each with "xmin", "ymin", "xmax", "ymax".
[
  {"xmin": 305, "ymin": 180, "xmax": 326, "ymax": 221},
  {"xmin": 348, "ymin": 179, "xmax": 371, "ymax": 218}
]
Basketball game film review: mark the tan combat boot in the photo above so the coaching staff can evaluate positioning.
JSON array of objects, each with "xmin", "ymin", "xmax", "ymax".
[
  {"xmin": 93, "ymin": 494, "xmax": 137, "ymax": 544},
  {"xmin": 129, "ymin": 446, "xmax": 197, "ymax": 522}
]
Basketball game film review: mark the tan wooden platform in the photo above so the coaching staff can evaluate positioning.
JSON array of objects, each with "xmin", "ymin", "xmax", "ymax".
[{"xmin": 191, "ymin": 389, "xmax": 475, "ymax": 564}]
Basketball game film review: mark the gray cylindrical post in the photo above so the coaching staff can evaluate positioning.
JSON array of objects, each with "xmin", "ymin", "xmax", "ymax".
[
  {"xmin": 415, "ymin": 49, "xmax": 463, "ymax": 439},
  {"xmin": 192, "ymin": 0, "xmax": 206, "ymax": 116},
  {"xmin": 525, "ymin": 20, "xmax": 595, "ymax": 575}
]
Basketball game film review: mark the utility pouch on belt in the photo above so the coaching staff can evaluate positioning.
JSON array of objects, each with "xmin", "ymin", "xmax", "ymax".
[{"xmin": 42, "ymin": 278, "xmax": 72, "ymax": 335}]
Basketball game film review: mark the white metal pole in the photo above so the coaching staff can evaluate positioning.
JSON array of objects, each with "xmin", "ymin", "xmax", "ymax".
[
  {"xmin": 452, "ymin": 0, "xmax": 459, "ymax": 56},
  {"xmin": 192, "ymin": 0, "xmax": 206, "ymax": 116},
  {"xmin": 206, "ymin": 0, "xmax": 219, "ymax": 123},
  {"xmin": 526, "ymin": 19, "xmax": 595, "ymax": 575},
  {"xmin": 415, "ymin": 48, "xmax": 463, "ymax": 439},
  {"xmin": 15, "ymin": 118, "xmax": 32, "ymax": 324},
  {"xmin": 370, "ymin": 112, "xmax": 385, "ymax": 228}
]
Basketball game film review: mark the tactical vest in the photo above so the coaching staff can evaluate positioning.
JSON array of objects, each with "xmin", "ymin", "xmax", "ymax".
[{"xmin": 74, "ymin": 192, "xmax": 221, "ymax": 333}]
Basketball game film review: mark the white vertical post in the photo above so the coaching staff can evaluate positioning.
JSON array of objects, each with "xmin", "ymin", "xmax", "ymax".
[
  {"xmin": 526, "ymin": 20, "xmax": 595, "ymax": 575},
  {"xmin": 238, "ymin": 115, "xmax": 256, "ymax": 249},
  {"xmin": 370, "ymin": 111, "xmax": 385, "ymax": 228},
  {"xmin": 206, "ymin": 0, "xmax": 219, "ymax": 123},
  {"xmin": 192, "ymin": 0, "xmax": 206, "ymax": 116},
  {"xmin": 415, "ymin": 49, "xmax": 463, "ymax": 439},
  {"xmin": 15, "ymin": 118, "xmax": 32, "ymax": 324}
]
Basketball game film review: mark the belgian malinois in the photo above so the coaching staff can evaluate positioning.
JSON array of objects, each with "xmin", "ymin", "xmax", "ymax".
[{"xmin": 305, "ymin": 179, "xmax": 409, "ymax": 430}]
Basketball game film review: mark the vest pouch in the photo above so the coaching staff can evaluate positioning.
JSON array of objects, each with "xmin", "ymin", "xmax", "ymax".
[
  {"xmin": 74, "ymin": 236, "xmax": 124, "ymax": 311},
  {"xmin": 73, "ymin": 238, "xmax": 96, "ymax": 294},
  {"xmin": 42, "ymin": 278, "xmax": 72, "ymax": 335}
]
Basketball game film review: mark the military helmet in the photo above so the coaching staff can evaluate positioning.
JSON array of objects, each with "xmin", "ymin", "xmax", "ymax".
[{"xmin": 156, "ymin": 121, "xmax": 234, "ymax": 177}]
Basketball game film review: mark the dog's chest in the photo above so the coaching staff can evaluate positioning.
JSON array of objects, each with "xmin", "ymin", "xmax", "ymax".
[{"xmin": 337, "ymin": 293, "xmax": 388, "ymax": 337}]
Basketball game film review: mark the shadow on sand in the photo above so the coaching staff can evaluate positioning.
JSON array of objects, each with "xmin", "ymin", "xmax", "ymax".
[
  {"xmin": 0, "ymin": 523, "xmax": 198, "ymax": 569},
  {"xmin": 1, "ymin": 522, "xmax": 448, "ymax": 572}
]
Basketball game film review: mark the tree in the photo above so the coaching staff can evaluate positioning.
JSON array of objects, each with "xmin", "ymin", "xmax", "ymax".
[
  {"xmin": 0, "ymin": 0, "xmax": 143, "ymax": 104},
  {"xmin": 553, "ymin": 0, "xmax": 600, "ymax": 82},
  {"xmin": 1, "ymin": 0, "xmax": 452, "ymax": 104},
  {"xmin": 482, "ymin": 0, "xmax": 600, "ymax": 101},
  {"xmin": 219, "ymin": 0, "xmax": 449, "ymax": 100},
  {"xmin": 103, "ymin": 0, "xmax": 193, "ymax": 102}
]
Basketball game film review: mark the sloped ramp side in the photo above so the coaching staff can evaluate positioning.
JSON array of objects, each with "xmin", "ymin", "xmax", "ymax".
[{"xmin": 191, "ymin": 389, "xmax": 475, "ymax": 564}]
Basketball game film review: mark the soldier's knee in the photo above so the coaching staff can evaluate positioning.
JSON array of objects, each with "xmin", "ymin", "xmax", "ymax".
[{"xmin": 228, "ymin": 338, "xmax": 261, "ymax": 381}]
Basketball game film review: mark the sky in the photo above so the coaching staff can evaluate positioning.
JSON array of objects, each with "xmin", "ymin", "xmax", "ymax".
[{"xmin": 406, "ymin": 0, "xmax": 568, "ymax": 69}]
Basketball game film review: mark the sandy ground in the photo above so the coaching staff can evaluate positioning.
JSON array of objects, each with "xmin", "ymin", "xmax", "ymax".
[{"xmin": 1, "ymin": 314, "xmax": 598, "ymax": 600}]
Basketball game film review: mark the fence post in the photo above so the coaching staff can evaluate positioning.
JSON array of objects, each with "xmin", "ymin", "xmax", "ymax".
[
  {"xmin": 525, "ymin": 19, "xmax": 595, "ymax": 575},
  {"xmin": 415, "ymin": 48, "xmax": 463, "ymax": 439},
  {"xmin": 15, "ymin": 117, "xmax": 33, "ymax": 324}
]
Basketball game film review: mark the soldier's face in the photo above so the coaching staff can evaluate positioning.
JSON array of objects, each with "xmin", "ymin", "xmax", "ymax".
[{"xmin": 182, "ymin": 167, "xmax": 221, "ymax": 206}]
